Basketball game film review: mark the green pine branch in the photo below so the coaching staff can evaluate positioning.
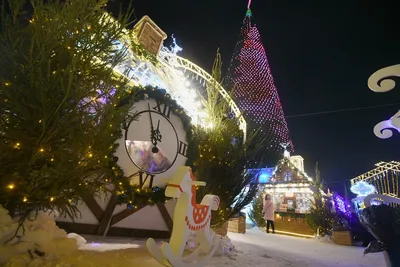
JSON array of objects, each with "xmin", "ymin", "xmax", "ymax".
[
  {"xmin": 305, "ymin": 162, "xmax": 334, "ymax": 236},
  {"xmin": 248, "ymin": 191, "xmax": 266, "ymax": 228},
  {"xmin": 192, "ymin": 49, "xmax": 267, "ymax": 227},
  {"xmin": 0, "ymin": 0, "xmax": 135, "ymax": 224}
]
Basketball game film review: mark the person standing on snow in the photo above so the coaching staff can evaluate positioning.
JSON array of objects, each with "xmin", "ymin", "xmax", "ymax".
[{"xmin": 263, "ymin": 194, "xmax": 275, "ymax": 233}]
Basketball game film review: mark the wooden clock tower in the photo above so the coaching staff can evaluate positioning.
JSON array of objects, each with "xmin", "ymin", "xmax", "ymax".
[{"xmin": 132, "ymin": 15, "xmax": 167, "ymax": 56}]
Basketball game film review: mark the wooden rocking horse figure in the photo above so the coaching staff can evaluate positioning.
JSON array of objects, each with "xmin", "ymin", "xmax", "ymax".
[{"xmin": 146, "ymin": 166, "xmax": 221, "ymax": 267}]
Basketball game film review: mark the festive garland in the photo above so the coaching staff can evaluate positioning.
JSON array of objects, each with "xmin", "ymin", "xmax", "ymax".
[
  {"xmin": 114, "ymin": 85, "xmax": 195, "ymax": 207},
  {"xmin": 116, "ymin": 184, "xmax": 168, "ymax": 209}
]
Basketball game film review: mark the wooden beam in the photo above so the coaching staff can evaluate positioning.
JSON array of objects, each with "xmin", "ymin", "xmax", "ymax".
[
  {"xmin": 95, "ymin": 193, "xmax": 118, "ymax": 236},
  {"xmin": 80, "ymin": 193, "xmax": 103, "ymax": 222},
  {"xmin": 109, "ymin": 204, "xmax": 147, "ymax": 226},
  {"xmin": 156, "ymin": 202, "xmax": 173, "ymax": 232},
  {"xmin": 107, "ymin": 227, "xmax": 170, "ymax": 239},
  {"xmin": 56, "ymin": 221, "xmax": 98, "ymax": 235}
]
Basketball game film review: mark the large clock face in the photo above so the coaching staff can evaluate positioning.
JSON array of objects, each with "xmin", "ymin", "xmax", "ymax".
[
  {"xmin": 125, "ymin": 106, "xmax": 179, "ymax": 174},
  {"xmin": 115, "ymin": 97, "xmax": 188, "ymax": 187}
]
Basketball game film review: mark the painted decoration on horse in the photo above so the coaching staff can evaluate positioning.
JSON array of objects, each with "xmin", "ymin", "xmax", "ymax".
[{"xmin": 146, "ymin": 166, "xmax": 222, "ymax": 267}]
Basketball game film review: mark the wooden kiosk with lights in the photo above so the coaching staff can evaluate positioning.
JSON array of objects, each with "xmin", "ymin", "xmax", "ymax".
[{"xmin": 261, "ymin": 147, "xmax": 315, "ymax": 237}]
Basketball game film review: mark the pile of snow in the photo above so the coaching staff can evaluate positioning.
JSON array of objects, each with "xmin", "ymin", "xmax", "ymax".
[
  {"xmin": 0, "ymin": 205, "xmax": 86, "ymax": 266},
  {"xmin": 185, "ymin": 230, "xmax": 235, "ymax": 257},
  {"xmin": 312, "ymin": 234, "xmax": 334, "ymax": 244},
  {"xmin": 215, "ymin": 235, "xmax": 236, "ymax": 257}
]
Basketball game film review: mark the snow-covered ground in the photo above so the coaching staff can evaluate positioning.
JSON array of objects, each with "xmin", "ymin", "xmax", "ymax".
[
  {"xmin": 214, "ymin": 228, "xmax": 385, "ymax": 267},
  {"xmin": 0, "ymin": 204, "xmax": 385, "ymax": 266},
  {"xmin": 77, "ymin": 228, "xmax": 384, "ymax": 267}
]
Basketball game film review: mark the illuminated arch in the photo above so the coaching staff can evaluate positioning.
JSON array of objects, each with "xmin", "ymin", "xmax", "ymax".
[
  {"xmin": 103, "ymin": 13, "xmax": 247, "ymax": 137},
  {"xmin": 158, "ymin": 51, "xmax": 246, "ymax": 136}
]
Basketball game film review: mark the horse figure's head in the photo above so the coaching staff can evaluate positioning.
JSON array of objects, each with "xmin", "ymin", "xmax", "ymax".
[{"xmin": 165, "ymin": 166, "xmax": 206, "ymax": 199}]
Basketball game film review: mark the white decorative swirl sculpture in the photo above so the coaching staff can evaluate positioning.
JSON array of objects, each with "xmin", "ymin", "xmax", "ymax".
[
  {"xmin": 368, "ymin": 64, "xmax": 400, "ymax": 139},
  {"xmin": 374, "ymin": 110, "xmax": 400, "ymax": 139},
  {"xmin": 368, "ymin": 64, "xmax": 400, "ymax": 93}
]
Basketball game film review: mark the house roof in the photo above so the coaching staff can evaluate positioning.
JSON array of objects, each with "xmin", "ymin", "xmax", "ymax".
[{"xmin": 270, "ymin": 156, "xmax": 313, "ymax": 184}]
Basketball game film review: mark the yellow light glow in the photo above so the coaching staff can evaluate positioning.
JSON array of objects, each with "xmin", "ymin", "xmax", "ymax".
[
  {"xmin": 50, "ymin": 197, "xmax": 55, "ymax": 202},
  {"xmin": 7, "ymin": 184, "xmax": 14, "ymax": 189},
  {"xmin": 23, "ymin": 197, "xmax": 28, "ymax": 202},
  {"xmin": 88, "ymin": 153, "xmax": 93, "ymax": 158},
  {"xmin": 274, "ymin": 230, "xmax": 314, "ymax": 238},
  {"xmin": 50, "ymin": 158, "xmax": 54, "ymax": 162},
  {"xmin": 39, "ymin": 148, "xmax": 44, "ymax": 152}
]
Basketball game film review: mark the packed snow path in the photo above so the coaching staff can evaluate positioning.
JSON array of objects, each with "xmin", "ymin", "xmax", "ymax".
[
  {"xmin": 79, "ymin": 228, "xmax": 384, "ymax": 267},
  {"xmin": 213, "ymin": 228, "xmax": 385, "ymax": 267}
]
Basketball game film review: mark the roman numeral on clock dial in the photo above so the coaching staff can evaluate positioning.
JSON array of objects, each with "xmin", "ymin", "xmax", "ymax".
[
  {"xmin": 139, "ymin": 171, "xmax": 155, "ymax": 189},
  {"xmin": 153, "ymin": 100, "xmax": 171, "ymax": 118},
  {"xmin": 178, "ymin": 141, "xmax": 188, "ymax": 157}
]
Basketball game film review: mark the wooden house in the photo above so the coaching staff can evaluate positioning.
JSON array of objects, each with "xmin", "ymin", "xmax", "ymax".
[{"xmin": 261, "ymin": 149, "xmax": 316, "ymax": 237}]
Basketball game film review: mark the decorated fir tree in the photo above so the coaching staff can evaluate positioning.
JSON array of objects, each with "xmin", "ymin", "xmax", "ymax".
[
  {"xmin": 248, "ymin": 192, "xmax": 266, "ymax": 228},
  {"xmin": 0, "ymin": 0, "xmax": 134, "ymax": 222},
  {"xmin": 306, "ymin": 162, "xmax": 334, "ymax": 236},
  {"xmin": 224, "ymin": 7, "xmax": 293, "ymax": 166},
  {"xmin": 192, "ymin": 50, "xmax": 266, "ymax": 226}
]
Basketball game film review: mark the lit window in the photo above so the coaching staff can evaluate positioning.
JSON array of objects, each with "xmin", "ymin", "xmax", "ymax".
[{"xmin": 284, "ymin": 172, "xmax": 292, "ymax": 182}]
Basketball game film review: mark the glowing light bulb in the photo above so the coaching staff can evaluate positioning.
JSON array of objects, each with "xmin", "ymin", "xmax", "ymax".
[{"xmin": 224, "ymin": 13, "xmax": 293, "ymax": 154}]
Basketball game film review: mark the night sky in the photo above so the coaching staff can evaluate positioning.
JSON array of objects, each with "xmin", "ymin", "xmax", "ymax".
[{"xmin": 110, "ymin": 0, "xmax": 400, "ymax": 193}]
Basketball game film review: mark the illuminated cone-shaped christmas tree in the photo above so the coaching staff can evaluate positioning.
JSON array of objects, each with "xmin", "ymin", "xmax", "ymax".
[{"xmin": 225, "ymin": 7, "xmax": 293, "ymax": 165}]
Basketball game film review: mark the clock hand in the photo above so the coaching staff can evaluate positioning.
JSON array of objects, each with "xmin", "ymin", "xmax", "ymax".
[
  {"xmin": 148, "ymin": 103, "xmax": 157, "ymax": 146},
  {"xmin": 155, "ymin": 119, "xmax": 162, "ymax": 142},
  {"xmin": 148, "ymin": 103, "xmax": 154, "ymax": 132},
  {"xmin": 148, "ymin": 104, "xmax": 160, "ymax": 153}
]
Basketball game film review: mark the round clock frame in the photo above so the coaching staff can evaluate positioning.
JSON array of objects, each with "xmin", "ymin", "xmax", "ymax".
[{"xmin": 124, "ymin": 108, "xmax": 180, "ymax": 175}]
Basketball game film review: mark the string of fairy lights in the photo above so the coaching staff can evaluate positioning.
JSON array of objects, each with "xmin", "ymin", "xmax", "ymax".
[
  {"xmin": 224, "ymin": 8, "xmax": 293, "ymax": 154},
  {"xmin": 350, "ymin": 161, "xmax": 400, "ymax": 197}
]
